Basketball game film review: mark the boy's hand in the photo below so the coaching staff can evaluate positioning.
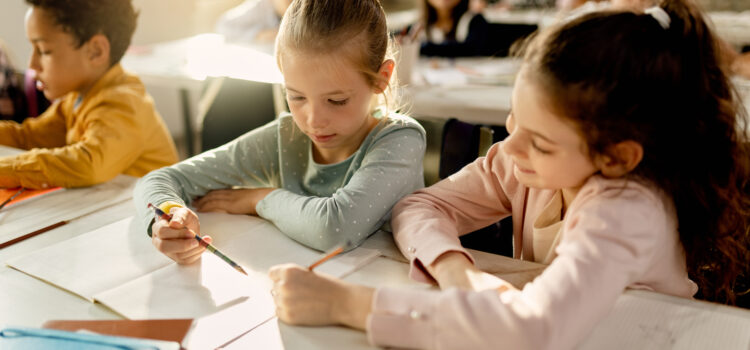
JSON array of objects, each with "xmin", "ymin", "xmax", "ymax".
[
  {"xmin": 269, "ymin": 264, "xmax": 373, "ymax": 330},
  {"xmin": 151, "ymin": 206, "xmax": 211, "ymax": 264},
  {"xmin": 193, "ymin": 188, "xmax": 275, "ymax": 215}
]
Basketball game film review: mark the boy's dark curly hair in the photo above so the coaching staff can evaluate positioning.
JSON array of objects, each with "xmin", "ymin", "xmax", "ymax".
[{"xmin": 25, "ymin": 0, "xmax": 138, "ymax": 65}]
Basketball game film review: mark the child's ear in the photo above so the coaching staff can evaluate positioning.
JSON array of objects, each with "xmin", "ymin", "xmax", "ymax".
[
  {"xmin": 596, "ymin": 140, "xmax": 643, "ymax": 178},
  {"xmin": 85, "ymin": 34, "xmax": 111, "ymax": 67},
  {"xmin": 374, "ymin": 59, "xmax": 395, "ymax": 93}
]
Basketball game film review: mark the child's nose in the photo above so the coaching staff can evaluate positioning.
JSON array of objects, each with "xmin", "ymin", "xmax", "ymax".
[
  {"xmin": 502, "ymin": 132, "xmax": 525, "ymax": 158},
  {"xmin": 307, "ymin": 105, "xmax": 328, "ymax": 129},
  {"xmin": 28, "ymin": 53, "xmax": 41, "ymax": 71}
]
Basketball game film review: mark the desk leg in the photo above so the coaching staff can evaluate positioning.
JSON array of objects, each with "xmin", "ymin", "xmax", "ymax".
[{"xmin": 180, "ymin": 87, "xmax": 195, "ymax": 157}]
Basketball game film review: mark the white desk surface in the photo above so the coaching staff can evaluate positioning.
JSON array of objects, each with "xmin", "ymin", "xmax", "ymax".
[{"xmin": 3, "ymin": 193, "xmax": 750, "ymax": 349}]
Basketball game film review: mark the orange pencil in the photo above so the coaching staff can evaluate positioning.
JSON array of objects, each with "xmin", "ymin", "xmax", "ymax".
[{"xmin": 307, "ymin": 240, "xmax": 352, "ymax": 271}]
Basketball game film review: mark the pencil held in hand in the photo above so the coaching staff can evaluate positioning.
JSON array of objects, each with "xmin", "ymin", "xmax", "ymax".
[
  {"xmin": 308, "ymin": 240, "xmax": 353, "ymax": 271},
  {"xmin": 147, "ymin": 203, "xmax": 248, "ymax": 276}
]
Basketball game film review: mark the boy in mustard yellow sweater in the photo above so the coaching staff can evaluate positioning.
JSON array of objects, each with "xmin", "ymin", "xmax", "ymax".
[{"xmin": 0, "ymin": 0, "xmax": 178, "ymax": 189}]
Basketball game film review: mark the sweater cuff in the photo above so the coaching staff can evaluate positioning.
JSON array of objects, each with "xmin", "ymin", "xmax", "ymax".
[
  {"xmin": 367, "ymin": 287, "xmax": 440, "ymax": 349},
  {"xmin": 254, "ymin": 188, "xmax": 283, "ymax": 219}
]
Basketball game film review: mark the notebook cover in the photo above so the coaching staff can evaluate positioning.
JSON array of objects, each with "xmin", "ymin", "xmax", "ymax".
[
  {"xmin": 42, "ymin": 318, "xmax": 193, "ymax": 343},
  {"xmin": 1, "ymin": 327, "xmax": 180, "ymax": 350}
]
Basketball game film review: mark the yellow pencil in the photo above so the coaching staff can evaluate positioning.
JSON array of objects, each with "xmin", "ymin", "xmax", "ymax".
[{"xmin": 148, "ymin": 203, "xmax": 248, "ymax": 276}]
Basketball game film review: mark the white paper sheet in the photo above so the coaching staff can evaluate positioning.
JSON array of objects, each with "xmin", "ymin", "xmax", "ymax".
[
  {"xmin": 0, "ymin": 175, "xmax": 137, "ymax": 246},
  {"xmin": 579, "ymin": 290, "xmax": 750, "ymax": 350},
  {"xmin": 8, "ymin": 212, "xmax": 381, "ymax": 323},
  {"xmin": 195, "ymin": 212, "xmax": 381, "ymax": 279},
  {"xmin": 6, "ymin": 217, "xmax": 172, "ymax": 301}
]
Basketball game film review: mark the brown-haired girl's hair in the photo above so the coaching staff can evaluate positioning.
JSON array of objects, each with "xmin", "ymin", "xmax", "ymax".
[
  {"xmin": 521, "ymin": 0, "xmax": 750, "ymax": 304},
  {"xmin": 275, "ymin": 0, "xmax": 398, "ymax": 112}
]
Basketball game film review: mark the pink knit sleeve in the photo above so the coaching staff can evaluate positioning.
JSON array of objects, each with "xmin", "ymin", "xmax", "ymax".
[
  {"xmin": 391, "ymin": 142, "xmax": 520, "ymax": 282},
  {"xmin": 372, "ymin": 178, "xmax": 683, "ymax": 350}
]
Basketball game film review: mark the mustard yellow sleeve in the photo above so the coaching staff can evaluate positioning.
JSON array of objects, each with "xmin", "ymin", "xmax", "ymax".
[
  {"xmin": 0, "ymin": 100, "xmax": 146, "ymax": 189},
  {"xmin": 0, "ymin": 102, "xmax": 67, "ymax": 150}
]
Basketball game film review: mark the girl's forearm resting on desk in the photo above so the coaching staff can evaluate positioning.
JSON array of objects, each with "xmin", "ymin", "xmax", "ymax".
[{"xmin": 429, "ymin": 251, "xmax": 516, "ymax": 292}]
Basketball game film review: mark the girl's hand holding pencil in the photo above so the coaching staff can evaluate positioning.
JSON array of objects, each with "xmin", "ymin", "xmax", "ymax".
[
  {"xmin": 148, "ymin": 203, "xmax": 210, "ymax": 265},
  {"xmin": 148, "ymin": 203, "xmax": 248, "ymax": 275},
  {"xmin": 269, "ymin": 262, "xmax": 374, "ymax": 329},
  {"xmin": 269, "ymin": 241, "xmax": 373, "ymax": 329}
]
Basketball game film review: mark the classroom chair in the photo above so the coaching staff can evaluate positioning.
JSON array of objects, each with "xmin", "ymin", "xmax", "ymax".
[
  {"xmin": 483, "ymin": 23, "xmax": 538, "ymax": 57},
  {"xmin": 415, "ymin": 117, "xmax": 513, "ymax": 257},
  {"xmin": 197, "ymin": 77, "xmax": 277, "ymax": 152},
  {"xmin": 416, "ymin": 117, "xmax": 495, "ymax": 186}
]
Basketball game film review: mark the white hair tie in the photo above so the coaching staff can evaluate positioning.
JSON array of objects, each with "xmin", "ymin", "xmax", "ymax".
[{"xmin": 644, "ymin": 6, "xmax": 671, "ymax": 30}]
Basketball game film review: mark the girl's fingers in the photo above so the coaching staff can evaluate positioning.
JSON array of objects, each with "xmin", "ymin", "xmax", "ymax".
[
  {"xmin": 154, "ymin": 236, "xmax": 198, "ymax": 254},
  {"xmin": 269, "ymin": 263, "xmax": 302, "ymax": 282},
  {"xmin": 155, "ymin": 225, "xmax": 194, "ymax": 240},
  {"xmin": 166, "ymin": 208, "xmax": 201, "ymax": 234}
]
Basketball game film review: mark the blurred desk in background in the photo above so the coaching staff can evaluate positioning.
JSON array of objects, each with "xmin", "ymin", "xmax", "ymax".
[
  {"xmin": 122, "ymin": 33, "xmax": 750, "ymax": 156},
  {"xmin": 121, "ymin": 34, "xmax": 283, "ymax": 158},
  {"xmin": 123, "ymin": 34, "xmax": 515, "ymax": 156},
  {"xmin": 403, "ymin": 57, "xmax": 518, "ymax": 126},
  {"xmin": 483, "ymin": 7, "xmax": 750, "ymax": 49}
]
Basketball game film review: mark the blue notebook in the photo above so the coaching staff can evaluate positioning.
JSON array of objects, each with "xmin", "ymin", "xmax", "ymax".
[{"xmin": 0, "ymin": 327, "xmax": 181, "ymax": 350}]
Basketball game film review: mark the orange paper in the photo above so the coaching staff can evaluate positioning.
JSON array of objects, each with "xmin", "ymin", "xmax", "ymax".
[{"xmin": 0, "ymin": 187, "xmax": 62, "ymax": 208}]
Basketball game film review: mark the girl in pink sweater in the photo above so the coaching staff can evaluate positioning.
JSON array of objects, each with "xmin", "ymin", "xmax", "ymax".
[{"xmin": 269, "ymin": 0, "xmax": 750, "ymax": 348}]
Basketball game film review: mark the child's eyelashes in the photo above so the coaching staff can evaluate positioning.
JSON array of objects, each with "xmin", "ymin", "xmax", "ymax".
[
  {"xmin": 531, "ymin": 139, "xmax": 552, "ymax": 155},
  {"xmin": 286, "ymin": 95, "xmax": 349, "ymax": 107},
  {"xmin": 32, "ymin": 47, "xmax": 51, "ymax": 56},
  {"xmin": 328, "ymin": 98, "xmax": 349, "ymax": 106}
]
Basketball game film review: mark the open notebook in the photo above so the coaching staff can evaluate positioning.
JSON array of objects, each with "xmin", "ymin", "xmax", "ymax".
[
  {"xmin": 0, "ymin": 175, "xmax": 136, "ymax": 248},
  {"xmin": 0, "ymin": 146, "xmax": 135, "ymax": 248},
  {"xmin": 6, "ymin": 213, "xmax": 381, "ymax": 320}
]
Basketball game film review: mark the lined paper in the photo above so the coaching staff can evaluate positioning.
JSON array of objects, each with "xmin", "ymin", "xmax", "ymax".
[{"xmin": 579, "ymin": 290, "xmax": 750, "ymax": 349}]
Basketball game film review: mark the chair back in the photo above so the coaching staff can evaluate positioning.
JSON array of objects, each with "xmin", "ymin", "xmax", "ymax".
[
  {"xmin": 484, "ymin": 23, "xmax": 538, "ymax": 57},
  {"xmin": 416, "ymin": 117, "xmax": 495, "ymax": 186},
  {"xmin": 198, "ymin": 77, "xmax": 276, "ymax": 152}
]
